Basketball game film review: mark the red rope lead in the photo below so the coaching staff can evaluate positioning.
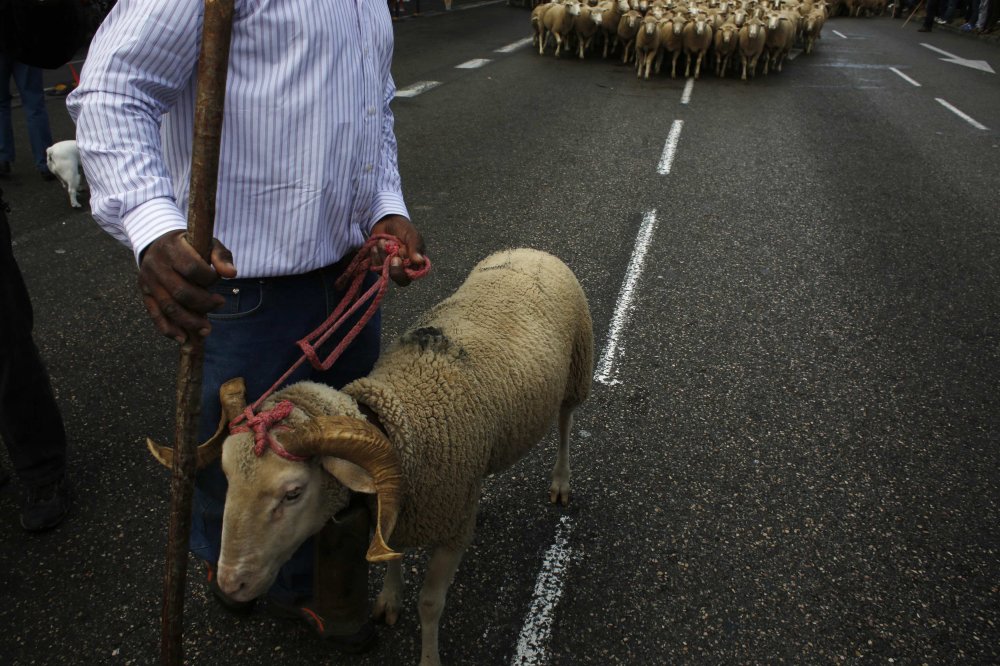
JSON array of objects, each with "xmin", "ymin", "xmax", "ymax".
[{"xmin": 228, "ymin": 234, "xmax": 430, "ymax": 445}]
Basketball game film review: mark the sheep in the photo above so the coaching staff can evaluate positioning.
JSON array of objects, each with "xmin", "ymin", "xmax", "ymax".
[
  {"xmin": 597, "ymin": 0, "xmax": 629, "ymax": 58},
  {"xmin": 542, "ymin": 0, "xmax": 583, "ymax": 57},
  {"xmin": 738, "ymin": 16, "xmax": 767, "ymax": 80},
  {"xmin": 45, "ymin": 140, "xmax": 83, "ymax": 208},
  {"xmin": 682, "ymin": 11, "xmax": 713, "ymax": 79},
  {"xmin": 634, "ymin": 13, "xmax": 662, "ymax": 78},
  {"xmin": 802, "ymin": 7, "xmax": 825, "ymax": 54},
  {"xmin": 763, "ymin": 11, "xmax": 794, "ymax": 74},
  {"xmin": 573, "ymin": 3, "xmax": 605, "ymax": 58},
  {"xmin": 532, "ymin": 2, "xmax": 556, "ymax": 53},
  {"xmin": 713, "ymin": 20, "xmax": 741, "ymax": 77},
  {"xmin": 655, "ymin": 13, "xmax": 688, "ymax": 78},
  {"xmin": 617, "ymin": 9, "xmax": 643, "ymax": 63},
  {"xmin": 148, "ymin": 248, "xmax": 594, "ymax": 666}
]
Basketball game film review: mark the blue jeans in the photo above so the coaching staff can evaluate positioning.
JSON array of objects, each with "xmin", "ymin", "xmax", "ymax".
[
  {"xmin": 191, "ymin": 258, "xmax": 381, "ymax": 603},
  {"xmin": 0, "ymin": 54, "xmax": 53, "ymax": 172}
]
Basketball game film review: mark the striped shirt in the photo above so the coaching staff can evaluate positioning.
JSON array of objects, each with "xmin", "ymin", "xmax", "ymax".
[{"xmin": 67, "ymin": 0, "xmax": 409, "ymax": 278}]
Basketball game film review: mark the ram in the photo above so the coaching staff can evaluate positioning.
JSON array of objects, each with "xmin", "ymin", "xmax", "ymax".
[{"xmin": 150, "ymin": 248, "xmax": 593, "ymax": 666}]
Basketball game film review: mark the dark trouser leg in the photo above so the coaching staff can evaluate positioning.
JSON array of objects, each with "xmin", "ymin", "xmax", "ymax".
[
  {"xmin": 0, "ymin": 189, "xmax": 67, "ymax": 486},
  {"xmin": 0, "ymin": 339, "xmax": 68, "ymax": 486},
  {"xmin": 923, "ymin": 0, "xmax": 941, "ymax": 26}
]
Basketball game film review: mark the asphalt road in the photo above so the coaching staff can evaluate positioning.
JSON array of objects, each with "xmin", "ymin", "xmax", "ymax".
[{"xmin": 1, "ymin": 3, "xmax": 999, "ymax": 664}]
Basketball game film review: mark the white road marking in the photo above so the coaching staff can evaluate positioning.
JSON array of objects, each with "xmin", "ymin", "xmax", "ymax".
[
  {"xmin": 395, "ymin": 81, "xmax": 442, "ymax": 98},
  {"xmin": 935, "ymin": 98, "xmax": 988, "ymax": 130},
  {"xmin": 657, "ymin": 119, "xmax": 684, "ymax": 175},
  {"xmin": 921, "ymin": 43, "xmax": 995, "ymax": 74},
  {"xmin": 496, "ymin": 37, "xmax": 534, "ymax": 53},
  {"xmin": 787, "ymin": 48, "xmax": 803, "ymax": 61},
  {"xmin": 594, "ymin": 210, "xmax": 659, "ymax": 385},
  {"xmin": 681, "ymin": 78, "xmax": 694, "ymax": 104},
  {"xmin": 512, "ymin": 516, "xmax": 574, "ymax": 665},
  {"xmin": 833, "ymin": 30, "xmax": 847, "ymax": 39},
  {"xmin": 889, "ymin": 67, "xmax": 922, "ymax": 86},
  {"xmin": 456, "ymin": 58, "xmax": 492, "ymax": 69},
  {"xmin": 457, "ymin": 0, "xmax": 505, "ymax": 9}
]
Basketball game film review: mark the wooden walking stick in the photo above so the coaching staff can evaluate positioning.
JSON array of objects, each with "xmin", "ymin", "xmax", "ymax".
[
  {"xmin": 160, "ymin": 0, "xmax": 236, "ymax": 663},
  {"xmin": 902, "ymin": 0, "xmax": 924, "ymax": 26}
]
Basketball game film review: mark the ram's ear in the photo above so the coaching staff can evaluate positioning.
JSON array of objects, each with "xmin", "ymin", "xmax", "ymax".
[{"xmin": 321, "ymin": 457, "xmax": 377, "ymax": 494}]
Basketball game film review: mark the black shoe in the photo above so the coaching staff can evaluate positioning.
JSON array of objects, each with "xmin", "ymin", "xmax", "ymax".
[
  {"xmin": 264, "ymin": 597, "xmax": 378, "ymax": 653},
  {"xmin": 0, "ymin": 161, "xmax": 10, "ymax": 176},
  {"xmin": 21, "ymin": 475, "xmax": 71, "ymax": 532}
]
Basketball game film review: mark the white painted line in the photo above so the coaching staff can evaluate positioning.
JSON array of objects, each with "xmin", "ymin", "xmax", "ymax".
[
  {"xmin": 833, "ymin": 30, "xmax": 847, "ymax": 39},
  {"xmin": 787, "ymin": 48, "xmax": 803, "ymax": 61},
  {"xmin": 395, "ymin": 81, "xmax": 442, "ymax": 98},
  {"xmin": 680, "ymin": 78, "xmax": 694, "ymax": 105},
  {"xmin": 594, "ymin": 210, "xmax": 659, "ymax": 385},
  {"xmin": 512, "ymin": 516, "xmax": 574, "ymax": 665},
  {"xmin": 456, "ymin": 58, "xmax": 492, "ymax": 69},
  {"xmin": 457, "ymin": 0, "xmax": 505, "ymax": 9},
  {"xmin": 889, "ymin": 67, "xmax": 921, "ymax": 87},
  {"xmin": 935, "ymin": 98, "xmax": 988, "ymax": 130},
  {"xmin": 496, "ymin": 37, "xmax": 534, "ymax": 53},
  {"xmin": 656, "ymin": 119, "xmax": 684, "ymax": 176}
]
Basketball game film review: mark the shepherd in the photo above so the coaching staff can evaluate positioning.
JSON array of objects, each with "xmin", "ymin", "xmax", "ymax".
[{"xmin": 67, "ymin": 0, "xmax": 426, "ymax": 656}]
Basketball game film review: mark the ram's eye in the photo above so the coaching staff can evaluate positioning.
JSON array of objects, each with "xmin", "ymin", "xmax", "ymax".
[{"xmin": 284, "ymin": 489, "xmax": 302, "ymax": 503}]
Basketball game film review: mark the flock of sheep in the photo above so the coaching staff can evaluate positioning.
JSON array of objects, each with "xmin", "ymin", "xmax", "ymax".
[{"xmin": 530, "ymin": 0, "xmax": 833, "ymax": 80}]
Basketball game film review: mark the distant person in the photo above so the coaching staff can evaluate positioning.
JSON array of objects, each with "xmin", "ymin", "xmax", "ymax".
[
  {"xmin": 919, "ymin": 0, "xmax": 941, "ymax": 30},
  {"xmin": 0, "ymin": 187, "xmax": 71, "ymax": 531},
  {"xmin": 0, "ymin": 53, "xmax": 55, "ymax": 179}
]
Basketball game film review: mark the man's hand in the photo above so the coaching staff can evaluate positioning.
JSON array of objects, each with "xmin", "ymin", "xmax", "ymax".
[
  {"xmin": 370, "ymin": 215, "xmax": 426, "ymax": 287},
  {"xmin": 138, "ymin": 230, "xmax": 238, "ymax": 343}
]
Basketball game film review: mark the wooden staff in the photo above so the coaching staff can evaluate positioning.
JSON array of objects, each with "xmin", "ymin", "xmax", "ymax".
[
  {"xmin": 160, "ymin": 0, "xmax": 236, "ymax": 663},
  {"xmin": 902, "ymin": 0, "xmax": 924, "ymax": 27}
]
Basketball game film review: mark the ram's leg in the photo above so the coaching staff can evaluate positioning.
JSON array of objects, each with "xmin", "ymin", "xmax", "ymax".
[
  {"xmin": 418, "ymin": 545, "xmax": 466, "ymax": 666},
  {"xmin": 373, "ymin": 558, "xmax": 404, "ymax": 625},
  {"xmin": 550, "ymin": 404, "xmax": 573, "ymax": 505}
]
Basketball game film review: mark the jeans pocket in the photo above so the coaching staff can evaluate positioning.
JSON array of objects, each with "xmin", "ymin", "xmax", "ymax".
[{"xmin": 208, "ymin": 280, "xmax": 265, "ymax": 320}]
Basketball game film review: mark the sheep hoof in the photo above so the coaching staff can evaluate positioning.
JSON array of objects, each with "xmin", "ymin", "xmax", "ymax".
[
  {"xmin": 549, "ymin": 482, "xmax": 571, "ymax": 506},
  {"xmin": 373, "ymin": 594, "xmax": 401, "ymax": 626}
]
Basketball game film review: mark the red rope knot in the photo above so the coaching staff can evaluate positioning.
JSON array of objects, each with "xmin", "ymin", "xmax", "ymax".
[{"xmin": 230, "ymin": 401, "xmax": 309, "ymax": 462}]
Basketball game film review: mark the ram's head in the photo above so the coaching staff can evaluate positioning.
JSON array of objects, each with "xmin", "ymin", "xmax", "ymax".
[{"xmin": 148, "ymin": 378, "xmax": 403, "ymax": 602}]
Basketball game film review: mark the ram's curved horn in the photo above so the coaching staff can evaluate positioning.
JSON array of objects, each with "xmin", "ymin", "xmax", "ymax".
[
  {"xmin": 281, "ymin": 415, "xmax": 403, "ymax": 563},
  {"xmin": 146, "ymin": 378, "xmax": 249, "ymax": 470}
]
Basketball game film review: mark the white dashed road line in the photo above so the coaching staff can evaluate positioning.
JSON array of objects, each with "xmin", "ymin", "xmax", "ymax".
[
  {"xmin": 496, "ymin": 37, "xmax": 534, "ymax": 53},
  {"xmin": 457, "ymin": 0, "xmax": 506, "ymax": 9},
  {"xmin": 594, "ymin": 209, "xmax": 660, "ymax": 386},
  {"xmin": 889, "ymin": 67, "xmax": 922, "ymax": 87},
  {"xmin": 395, "ymin": 81, "xmax": 442, "ymax": 98},
  {"xmin": 833, "ymin": 29, "xmax": 848, "ymax": 39},
  {"xmin": 681, "ymin": 78, "xmax": 694, "ymax": 104},
  {"xmin": 935, "ymin": 98, "xmax": 988, "ymax": 130},
  {"xmin": 657, "ymin": 119, "xmax": 684, "ymax": 176},
  {"xmin": 456, "ymin": 58, "xmax": 492, "ymax": 69},
  {"xmin": 511, "ymin": 516, "xmax": 574, "ymax": 665}
]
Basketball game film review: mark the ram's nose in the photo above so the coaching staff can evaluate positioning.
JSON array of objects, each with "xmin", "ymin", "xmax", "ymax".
[{"xmin": 216, "ymin": 564, "xmax": 252, "ymax": 601}]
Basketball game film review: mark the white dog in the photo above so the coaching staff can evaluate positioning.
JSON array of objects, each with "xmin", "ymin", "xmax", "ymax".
[{"xmin": 45, "ymin": 140, "xmax": 83, "ymax": 208}]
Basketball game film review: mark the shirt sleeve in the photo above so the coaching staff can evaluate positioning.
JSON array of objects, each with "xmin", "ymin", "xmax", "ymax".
[
  {"xmin": 368, "ymin": 72, "xmax": 411, "ymax": 234},
  {"xmin": 66, "ymin": 0, "xmax": 205, "ymax": 263}
]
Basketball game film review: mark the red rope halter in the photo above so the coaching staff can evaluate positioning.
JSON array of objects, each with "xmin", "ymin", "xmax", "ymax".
[{"xmin": 227, "ymin": 234, "xmax": 430, "ymax": 456}]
